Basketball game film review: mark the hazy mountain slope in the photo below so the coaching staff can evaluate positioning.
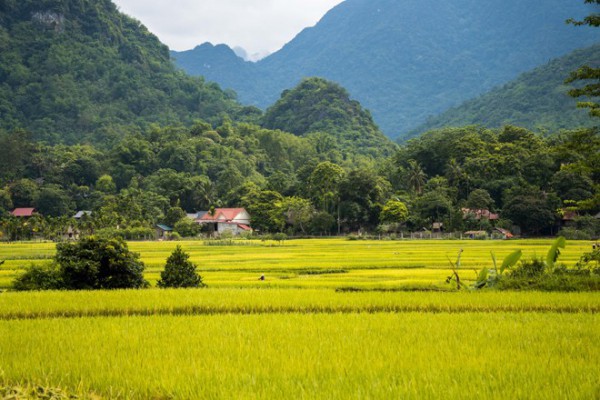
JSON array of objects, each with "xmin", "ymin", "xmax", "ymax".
[
  {"xmin": 405, "ymin": 44, "xmax": 600, "ymax": 141},
  {"xmin": 0, "ymin": 0, "xmax": 246, "ymax": 144},
  {"xmin": 170, "ymin": 43, "xmax": 258, "ymax": 97},
  {"xmin": 172, "ymin": 0, "xmax": 599, "ymax": 138}
]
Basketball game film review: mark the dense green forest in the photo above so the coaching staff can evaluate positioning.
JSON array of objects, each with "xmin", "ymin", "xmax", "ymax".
[
  {"xmin": 407, "ymin": 44, "xmax": 600, "ymax": 140},
  {"xmin": 1, "ymin": 122, "xmax": 598, "ymax": 240},
  {"xmin": 172, "ymin": 0, "xmax": 599, "ymax": 138},
  {"xmin": 0, "ymin": 0, "xmax": 258, "ymax": 144}
]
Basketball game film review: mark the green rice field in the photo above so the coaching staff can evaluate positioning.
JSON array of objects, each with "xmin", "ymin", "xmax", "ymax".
[{"xmin": 0, "ymin": 239, "xmax": 598, "ymax": 398}]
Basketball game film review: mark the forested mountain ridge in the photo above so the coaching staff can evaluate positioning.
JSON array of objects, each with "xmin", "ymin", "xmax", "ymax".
[
  {"xmin": 0, "ymin": 0, "xmax": 254, "ymax": 144},
  {"xmin": 262, "ymin": 78, "xmax": 393, "ymax": 158},
  {"xmin": 172, "ymin": 0, "xmax": 599, "ymax": 139},
  {"xmin": 405, "ymin": 44, "xmax": 600, "ymax": 141}
]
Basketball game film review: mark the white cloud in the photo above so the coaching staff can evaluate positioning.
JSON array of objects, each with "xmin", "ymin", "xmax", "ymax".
[{"xmin": 112, "ymin": 0, "xmax": 344, "ymax": 57}]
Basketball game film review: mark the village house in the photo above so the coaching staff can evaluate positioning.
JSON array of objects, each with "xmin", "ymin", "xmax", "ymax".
[
  {"xmin": 73, "ymin": 210, "xmax": 92, "ymax": 219},
  {"xmin": 195, "ymin": 208, "xmax": 252, "ymax": 236},
  {"xmin": 155, "ymin": 224, "xmax": 173, "ymax": 240},
  {"xmin": 10, "ymin": 208, "xmax": 36, "ymax": 217},
  {"xmin": 560, "ymin": 209, "xmax": 578, "ymax": 227}
]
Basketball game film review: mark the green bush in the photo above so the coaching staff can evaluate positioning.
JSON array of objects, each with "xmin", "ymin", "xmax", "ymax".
[
  {"xmin": 272, "ymin": 232, "xmax": 288, "ymax": 244},
  {"xmin": 56, "ymin": 236, "xmax": 148, "ymax": 290},
  {"xmin": 157, "ymin": 245, "xmax": 205, "ymax": 288},
  {"xmin": 497, "ymin": 271, "xmax": 600, "ymax": 291},
  {"xmin": 510, "ymin": 258, "xmax": 546, "ymax": 279},
  {"xmin": 559, "ymin": 227, "xmax": 592, "ymax": 240},
  {"xmin": 496, "ymin": 248, "xmax": 600, "ymax": 291},
  {"xmin": 12, "ymin": 263, "xmax": 63, "ymax": 291},
  {"xmin": 174, "ymin": 218, "xmax": 201, "ymax": 238}
]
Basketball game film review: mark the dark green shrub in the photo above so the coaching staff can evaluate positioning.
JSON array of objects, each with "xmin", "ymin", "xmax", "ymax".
[
  {"xmin": 272, "ymin": 232, "xmax": 288, "ymax": 244},
  {"xmin": 56, "ymin": 236, "xmax": 148, "ymax": 290},
  {"xmin": 510, "ymin": 258, "xmax": 546, "ymax": 278},
  {"xmin": 174, "ymin": 218, "xmax": 201, "ymax": 238},
  {"xmin": 157, "ymin": 245, "xmax": 205, "ymax": 288},
  {"xmin": 576, "ymin": 248, "xmax": 600, "ymax": 271},
  {"xmin": 12, "ymin": 263, "xmax": 63, "ymax": 291},
  {"xmin": 559, "ymin": 227, "xmax": 592, "ymax": 240},
  {"xmin": 497, "ymin": 272, "xmax": 600, "ymax": 291}
]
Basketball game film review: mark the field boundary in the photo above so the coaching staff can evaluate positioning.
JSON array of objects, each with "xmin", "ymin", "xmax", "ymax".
[{"xmin": 1, "ymin": 304, "xmax": 598, "ymax": 321}]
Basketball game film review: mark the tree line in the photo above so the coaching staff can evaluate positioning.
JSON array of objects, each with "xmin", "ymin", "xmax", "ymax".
[{"xmin": 0, "ymin": 121, "xmax": 598, "ymax": 240}]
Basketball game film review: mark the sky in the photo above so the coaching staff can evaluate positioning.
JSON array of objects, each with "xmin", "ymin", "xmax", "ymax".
[{"xmin": 112, "ymin": 0, "xmax": 344, "ymax": 60}]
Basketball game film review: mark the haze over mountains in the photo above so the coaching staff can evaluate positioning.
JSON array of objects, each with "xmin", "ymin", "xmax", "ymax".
[
  {"xmin": 172, "ymin": 0, "xmax": 599, "ymax": 139},
  {"xmin": 408, "ymin": 44, "xmax": 600, "ymax": 140}
]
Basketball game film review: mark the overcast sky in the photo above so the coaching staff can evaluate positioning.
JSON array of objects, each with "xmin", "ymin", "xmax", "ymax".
[{"xmin": 112, "ymin": 0, "xmax": 344, "ymax": 60}]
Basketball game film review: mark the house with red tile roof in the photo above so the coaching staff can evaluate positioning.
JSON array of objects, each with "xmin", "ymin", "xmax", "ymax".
[
  {"xmin": 10, "ymin": 208, "xmax": 36, "ymax": 217},
  {"xmin": 195, "ymin": 208, "xmax": 252, "ymax": 235}
]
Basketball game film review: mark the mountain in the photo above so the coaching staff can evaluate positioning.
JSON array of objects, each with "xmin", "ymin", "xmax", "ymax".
[
  {"xmin": 172, "ymin": 0, "xmax": 599, "ymax": 139},
  {"xmin": 171, "ymin": 43, "xmax": 258, "ymax": 97},
  {"xmin": 0, "ymin": 0, "xmax": 253, "ymax": 144},
  {"xmin": 262, "ymin": 77, "xmax": 393, "ymax": 157},
  {"xmin": 405, "ymin": 44, "xmax": 600, "ymax": 141}
]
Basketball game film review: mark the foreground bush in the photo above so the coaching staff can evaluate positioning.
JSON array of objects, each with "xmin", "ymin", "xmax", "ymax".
[
  {"xmin": 13, "ymin": 236, "xmax": 148, "ymax": 291},
  {"xmin": 496, "ymin": 245, "xmax": 600, "ymax": 291},
  {"xmin": 157, "ymin": 245, "xmax": 205, "ymax": 288},
  {"xmin": 12, "ymin": 264, "xmax": 63, "ymax": 291},
  {"xmin": 56, "ymin": 236, "xmax": 148, "ymax": 290}
]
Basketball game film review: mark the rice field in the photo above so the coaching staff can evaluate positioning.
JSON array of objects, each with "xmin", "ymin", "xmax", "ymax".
[
  {"xmin": 0, "ymin": 311, "xmax": 598, "ymax": 399},
  {"xmin": 0, "ymin": 239, "xmax": 598, "ymax": 398},
  {"xmin": 0, "ymin": 238, "xmax": 593, "ymax": 289}
]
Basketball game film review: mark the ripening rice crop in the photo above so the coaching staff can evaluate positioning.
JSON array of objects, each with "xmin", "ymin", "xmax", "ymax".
[
  {"xmin": 0, "ymin": 239, "xmax": 592, "ymax": 289},
  {"xmin": 0, "ymin": 312, "xmax": 598, "ymax": 399},
  {"xmin": 0, "ymin": 288, "xmax": 597, "ymax": 320}
]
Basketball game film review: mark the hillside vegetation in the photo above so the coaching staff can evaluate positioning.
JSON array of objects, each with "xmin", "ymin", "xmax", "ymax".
[
  {"xmin": 262, "ymin": 78, "xmax": 392, "ymax": 157},
  {"xmin": 172, "ymin": 0, "xmax": 599, "ymax": 138},
  {"xmin": 0, "ymin": 0, "xmax": 253, "ymax": 144},
  {"xmin": 407, "ymin": 44, "xmax": 600, "ymax": 140}
]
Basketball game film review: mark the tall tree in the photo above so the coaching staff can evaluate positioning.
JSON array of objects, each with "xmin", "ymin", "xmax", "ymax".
[
  {"xmin": 566, "ymin": 0, "xmax": 600, "ymax": 117},
  {"xmin": 406, "ymin": 160, "xmax": 427, "ymax": 195}
]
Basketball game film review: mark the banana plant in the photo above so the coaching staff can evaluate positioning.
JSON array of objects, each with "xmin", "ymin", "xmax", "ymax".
[
  {"xmin": 475, "ymin": 249, "xmax": 523, "ymax": 289},
  {"xmin": 447, "ymin": 248, "xmax": 523, "ymax": 290},
  {"xmin": 546, "ymin": 236, "xmax": 566, "ymax": 269},
  {"xmin": 446, "ymin": 249, "xmax": 464, "ymax": 289},
  {"xmin": 492, "ymin": 249, "xmax": 523, "ymax": 275}
]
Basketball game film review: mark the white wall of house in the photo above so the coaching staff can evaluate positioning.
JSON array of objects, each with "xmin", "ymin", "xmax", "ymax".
[
  {"xmin": 231, "ymin": 210, "xmax": 250, "ymax": 225},
  {"xmin": 218, "ymin": 223, "xmax": 246, "ymax": 236}
]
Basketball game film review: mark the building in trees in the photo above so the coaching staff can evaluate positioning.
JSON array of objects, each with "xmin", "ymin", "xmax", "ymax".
[
  {"xmin": 10, "ymin": 208, "xmax": 36, "ymax": 217},
  {"xmin": 194, "ymin": 208, "xmax": 252, "ymax": 236},
  {"xmin": 156, "ymin": 224, "xmax": 174, "ymax": 239}
]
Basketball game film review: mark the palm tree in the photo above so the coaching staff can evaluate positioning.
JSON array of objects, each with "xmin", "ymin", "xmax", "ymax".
[{"xmin": 406, "ymin": 160, "xmax": 427, "ymax": 195}]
